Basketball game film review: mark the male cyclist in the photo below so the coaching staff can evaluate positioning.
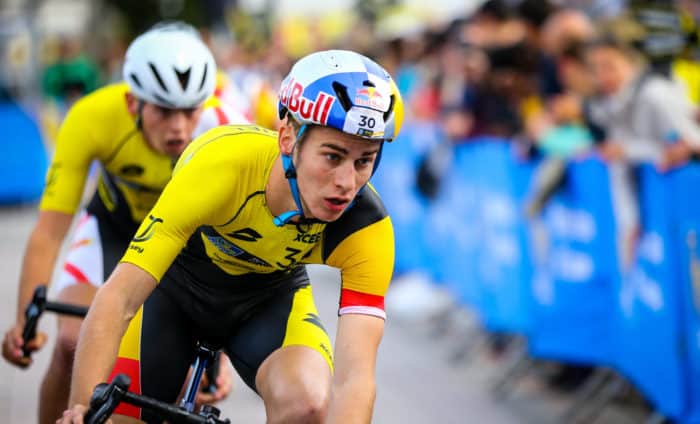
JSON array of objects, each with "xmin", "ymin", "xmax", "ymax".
[
  {"xmin": 60, "ymin": 49, "xmax": 403, "ymax": 423},
  {"xmin": 2, "ymin": 22, "xmax": 241, "ymax": 423}
]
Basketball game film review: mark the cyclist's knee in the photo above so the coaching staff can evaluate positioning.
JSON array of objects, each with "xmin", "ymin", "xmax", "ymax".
[
  {"xmin": 269, "ymin": 398, "xmax": 327, "ymax": 424},
  {"xmin": 52, "ymin": 283, "xmax": 96, "ymax": 365},
  {"xmin": 258, "ymin": 346, "xmax": 331, "ymax": 423},
  {"xmin": 265, "ymin": 379, "xmax": 329, "ymax": 424},
  {"xmin": 53, "ymin": 321, "xmax": 80, "ymax": 366},
  {"xmin": 55, "ymin": 283, "xmax": 97, "ymax": 305}
]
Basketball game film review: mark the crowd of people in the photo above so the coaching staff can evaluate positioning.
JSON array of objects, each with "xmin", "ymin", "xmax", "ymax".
[{"xmin": 380, "ymin": 0, "xmax": 700, "ymax": 266}]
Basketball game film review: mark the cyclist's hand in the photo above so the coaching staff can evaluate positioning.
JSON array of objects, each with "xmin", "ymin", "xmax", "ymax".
[
  {"xmin": 2, "ymin": 323, "xmax": 47, "ymax": 368},
  {"xmin": 196, "ymin": 354, "xmax": 233, "ymax": 405}
]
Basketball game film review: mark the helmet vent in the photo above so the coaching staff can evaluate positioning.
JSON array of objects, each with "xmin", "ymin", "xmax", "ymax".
[
  {"xmin": 332, "ymin": 81, "xmax": 353, "ymax": 112},
  {"xmin": 153, "ymin": 93, "xmax": 172, "ymax": 107},
  {"xmin": 383, "ymin": 94, "xmax": 395, "ymax": 122},
  {"xmin": 198, "ymin": 63, "xmax": 209, "ymax": 91},
  {"xmin": 148, "ymin": 63, "xmax": 168, "ymax": 93},
  {"xmin": 175, "ymin": 67, "xmax": 191, "ymax": 90},
  {"xmin": 362, "ymin": 80, "xmax": 375, "ymax": 87},
  {"xmin": 129, "ymin": 73, "xmax": 143, "ymax": 89}
]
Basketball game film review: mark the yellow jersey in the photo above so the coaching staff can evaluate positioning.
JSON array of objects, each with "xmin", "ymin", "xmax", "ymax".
[
  {"xmin": 39, "ymin": 82, "xmax": 241, "ymax": 233},
  {"xmin": 122, "ymin": 124, "xmax": 394, "ymax": 318}
]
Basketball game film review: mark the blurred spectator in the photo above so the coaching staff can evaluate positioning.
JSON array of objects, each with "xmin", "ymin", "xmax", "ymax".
[
  {"xmin": 41, "ymin": 37, "xmax": 101, "ymax": 108},
  {"xmin": 670, "ymin": 5, "xmax": 700, "ymax": 106},
  {"xmin": 389, "ymin": 35, "xmax": 433, "ymax": 121},
  {"xmin": 564, "ymin": 0, "xmax": 626, "ymax": 20},
  {"xmin": 672, "ymin": 56, "xmax": 700, "ymax": 106},
  {"xmin": 516, "ymin": 0, "xmax": 560, "ymax": 97},
  {"xmin": 584, "ymin": 34, "xmax": 700, "ymax": 265},
  {"xmin": 585, "ymin": 35, "xmax": 700, "ymax": 167},
  {"xmin": 541, "ymin": 7, "xmax": 596, "ymax": 57},
  {"xmin": 38, "ymin": 37, "xmax": 102, "ymax": 146},
  {"xmin": 218, "ymin": 36, "xmax": 285, "ymax": 129},
  {"xmin": 414, "ymin": 21, "xmax": 480, "ymax": 199},
  {"xmin": 459, "ymin": 3, "xmax": 528, "ymax": 138},
  {"xmin": 525, "ymin": 42, "xmax": 597, "ymax": 217},
  {"xmin": 516, "ymin": 3, "xmax": 599, "ymax": 147}
]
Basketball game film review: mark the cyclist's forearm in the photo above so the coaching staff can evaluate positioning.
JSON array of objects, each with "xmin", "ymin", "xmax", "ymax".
[
  {"xmin": 327, "ymin": 314, "xmax": 383, "ymax": 423},
  {"xmin": 328, "ymin": 377, "xmax": 376, "ymax": 424},
  {"xmin": 69, "ymin": 263, "xmax": 157, "ymax": 406},
  {"xmin": 68, "ymin": 283, "xmax": 132, "ymax": 407},
  {"xmin": 15, "ymin": 226, "xmax": 66, "ymax": 322}
]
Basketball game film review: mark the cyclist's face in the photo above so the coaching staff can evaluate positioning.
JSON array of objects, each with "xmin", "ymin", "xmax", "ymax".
[
  {"xmin": 292, "ymin": 126, "xmax": 380, "ymax": 222},
  {"xmin": 127, "ymin": 94, "xmax": 203, "ymax": 158}
]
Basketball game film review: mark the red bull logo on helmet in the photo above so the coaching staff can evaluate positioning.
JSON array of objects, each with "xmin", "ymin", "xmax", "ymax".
[
  {"xmin": 354, "ymin": 86, "xmax": 386, "ymax": 110},
  {"xmin": 280, "ymin": 78, "xmax": 336, "ymax": 125}
]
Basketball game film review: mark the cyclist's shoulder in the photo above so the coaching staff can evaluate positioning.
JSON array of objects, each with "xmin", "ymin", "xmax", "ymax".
[
  {"xmin": 348, "ymin": 184, "xmax": 388, "ymax": 221},
  {"xmin": 70, "ymin": 82, "xmax": 129, "ymax": 110},
  {"xmin": 321, "ymin": 185, "xmax": 390, "ymax": 257},
  {"xmin": 175, "ymin": 124, "xmax": 279, "ymax": 171},
  {"xmin": 57, "ymin": 82, "xmax": 134, "ymax": 150},
  {"xmin": 183, "ymin": 124, "xmax": 277, "ymax": 157},
  {"xmin": 63, "ymin": 82, "xmax": 130, "ymax": 126}
]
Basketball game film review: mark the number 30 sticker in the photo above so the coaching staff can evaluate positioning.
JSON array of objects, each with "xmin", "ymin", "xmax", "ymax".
[
  {"xmin": 344, "ymin": 108, "xmax": 384, "ymax": 137},
  {"xmin": 359, "ymin": 115, "xmax": 376, "ymax": 128}
]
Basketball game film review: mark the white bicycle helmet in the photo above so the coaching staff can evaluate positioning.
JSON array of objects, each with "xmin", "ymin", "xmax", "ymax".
[{"xmin": 123, "ymin": 22, "xmax": 216, "ymax": 109}]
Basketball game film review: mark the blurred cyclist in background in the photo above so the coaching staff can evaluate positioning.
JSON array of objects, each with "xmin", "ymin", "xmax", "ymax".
[{"xmin": 1, "ymin": 21, "xmax": 244, "ymax": 423}]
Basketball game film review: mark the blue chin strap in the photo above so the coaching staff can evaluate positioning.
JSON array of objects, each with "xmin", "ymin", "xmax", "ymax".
[
  {"xmin": 273, "ymin": 125, "xmax": 308, "ymax": 227},
  {"xmin": 272, "ymin": 123, "xmax": 387, "ymax": 227}
]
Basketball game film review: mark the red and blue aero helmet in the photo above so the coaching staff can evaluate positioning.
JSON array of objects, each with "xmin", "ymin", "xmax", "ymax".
[
  {"xmin": 273, "ymin": 50, "xmax": 404, "ymax": 227},
  {"xmin": 278, "ymin": 50, "xmax": 404, "ymax": 142}
]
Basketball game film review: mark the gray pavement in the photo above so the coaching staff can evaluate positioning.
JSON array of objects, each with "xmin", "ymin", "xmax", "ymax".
[{"xmin": 0, "ymin": 206, "xmax": 641, "ymax": 423}]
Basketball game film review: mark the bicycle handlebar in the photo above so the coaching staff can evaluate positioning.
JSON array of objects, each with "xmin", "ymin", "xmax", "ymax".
[
  {"xmin": 22, "ymin": 286, "xmax": 225, "ymax": 421},
  {"xmin": 84, "ymin": 374, "xmax": 129, "ymax": 424},
  {"xmin": 45, "ymin": 301, "xmax": 89, "ymax": 317},
  {"xmin": 21, "ymin": 285, "xmax": 89, "ymax": 358},
  {"xmin": 21, "ymin": 285, "xmax": 47, "ymax": 358},
  {"xmin": 85, "ymin": 374, "xmax": 231, "ymax": 424}
]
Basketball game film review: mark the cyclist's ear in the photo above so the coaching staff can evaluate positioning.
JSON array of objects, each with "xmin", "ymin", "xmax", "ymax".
[
  {"xmin": 278, "ymin": 120, "xmax": 296, "ymax": 156},
  {"xmin": 125, "ymin": 92, "xmax": 139, "ymax": 115}
]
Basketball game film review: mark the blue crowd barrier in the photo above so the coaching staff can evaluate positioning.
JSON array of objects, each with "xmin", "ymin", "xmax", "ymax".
[
  {"xmin": 469, "ymin": 140, "xmax": 535, "ymax": 334},
  {"xmin": 671, "ymin": 164, "xmax": 700, "ymax": 423},
  {"xmin": 427, "ymin": 141, "xmax": 482, "ymax": 306},
  {"xmin": 526, "ymin": 159, "xmax": 619, "ymax": 366},
  {"xmin": 386, "ymin": 132, "xmax": 700, "ymax": 420},
  {"xmin": 371, "ymin": 122, "xmax": 439, "ymax": 275},
  {"xmin": 614, "ymin": 165, "xmax": 688, "ymax": 420},
  {"xmin": 421, "ymin": 139, "xmax": 535, "ymax": 333},
  {"xmin": 0, "ymin": 102, "xmax": 47, "ymax": 204}
]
